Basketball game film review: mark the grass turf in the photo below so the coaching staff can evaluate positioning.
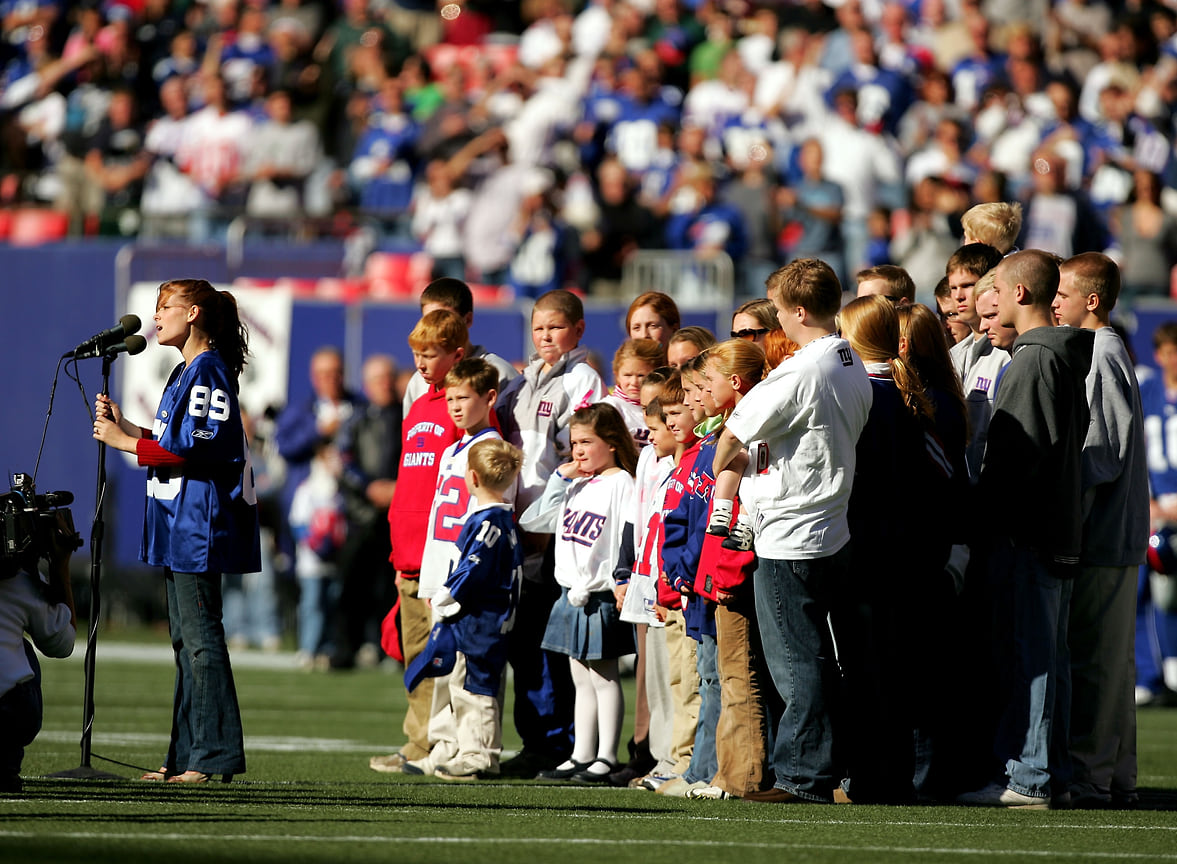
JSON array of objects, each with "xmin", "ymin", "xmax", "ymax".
[{"xmin": 5, "ymin": 642, "xmax": 1177, "ymax": 864}]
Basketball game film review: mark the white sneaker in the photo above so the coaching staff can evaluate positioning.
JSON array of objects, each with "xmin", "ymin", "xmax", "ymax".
[
  {"xmin": 706, "ymin": 505, "xmax": 732, "ymax": 537},
  {"xmin": 369, "ymin": 752, "xmax": 407, "ymax": 773},
  {"xmin": 956, "ymin": 782, "xmax": 1050, "ymax": 809},
  {"xmin": 636, "ymin": 772, "xmax": 676, "ymax": 791},
  {"xmin": 656, "ymin": 777, "xmax": 691, "ymax": 797},
  {"xmin": 721, "ymin": 519, "xmax": 755, "ymax": 552},
  {"xmin": 687, "ymin": 784, "xmax": 733, "ymax": 800}
]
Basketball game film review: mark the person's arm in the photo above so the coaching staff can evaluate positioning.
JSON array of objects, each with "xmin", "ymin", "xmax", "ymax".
[{"xmin": 712, "ymin": 426, "xmax": 746, "ymax": 475}]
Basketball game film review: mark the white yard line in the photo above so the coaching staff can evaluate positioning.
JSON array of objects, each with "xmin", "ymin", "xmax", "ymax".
[{"xmin": 0, "ymin": 831, "xmax": 1174, "ymax": 859}]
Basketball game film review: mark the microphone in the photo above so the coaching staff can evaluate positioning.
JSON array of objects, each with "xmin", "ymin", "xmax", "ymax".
[
  {"xmin": 103, "ymin": 335, "xmax": 147, "ymax": 358},
  {"xmin": 36, "ymin": 491, "xmax": 75, "ymax": 508},
  {"xmin": 65, "ymin": 314, "xmax": 142, "ymax": 360}
]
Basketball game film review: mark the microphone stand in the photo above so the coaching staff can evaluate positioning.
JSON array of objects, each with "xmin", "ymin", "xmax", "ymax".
[{"xmin": 52, "ymin": 351, "xmax": 124, "ymax": 780}]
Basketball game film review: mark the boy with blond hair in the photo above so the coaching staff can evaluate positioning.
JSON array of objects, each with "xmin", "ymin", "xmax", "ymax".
[
  {"xmin": 429, "ymin": 438, "xmax": 525, "ymax": 780},
  {"xmin": 961, "ymin": 201, "xmax": 1023, "ymax": 254}
]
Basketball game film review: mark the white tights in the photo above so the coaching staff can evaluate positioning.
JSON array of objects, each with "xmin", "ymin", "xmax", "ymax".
[{"xmin": 568, "ymin": 657, "xmax": 624, "ymax": 773}]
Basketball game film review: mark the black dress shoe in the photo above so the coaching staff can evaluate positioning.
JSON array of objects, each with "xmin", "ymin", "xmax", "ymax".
[
  {"xmin": 570, "ymin": 760, "xmax": 619, "ymax": 784},
  {"xmin": 536, "ymin": 760, "xmax": 592, "ymax": 781}
]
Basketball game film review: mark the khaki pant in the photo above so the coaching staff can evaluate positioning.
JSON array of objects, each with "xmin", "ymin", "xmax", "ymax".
[
  {"xmin": 644, "ymin": 624, "xmax": 674, "ymax": 768},
  {"xmin": 712, "ymin": 592, "xmax": 771, "ymax": 796},
  {"xmin": 664, "ymin": 608, "xmax": 700, "ymax": 775},
  {"xmin": 424, "ymin": 652, "xmax": 503, "ymax": 773},
  {"xmin": 397, "ymin": 574, "xmax": 434, "ymax": 760}
]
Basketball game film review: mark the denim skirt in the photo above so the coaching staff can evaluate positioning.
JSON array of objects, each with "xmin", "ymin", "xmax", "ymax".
[{"xmin": 541, "ymin": 587, "xmax": 636, "ymax": 661}]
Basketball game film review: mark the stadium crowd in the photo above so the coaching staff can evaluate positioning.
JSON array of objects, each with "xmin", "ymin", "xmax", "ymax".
[{"xmin": 3, "ymin": 0, "xmax": 1177, "ymax": 300}]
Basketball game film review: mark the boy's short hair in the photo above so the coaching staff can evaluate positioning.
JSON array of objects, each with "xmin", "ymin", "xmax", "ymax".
[
  {"xmin": 933, "ymin": 275, "xmax": 951, "ymax": 300},
  {"xmin": 855, "ymin": 264, "xmax": 916, "ymax": 302},
  {"xmin": 973, "ymin": 269, "xmax": 997, "ymax": 300},
  {"xmin": 420, "ymin": 278, "xmax": 473, "ymax": 318},
  {"xmin": 961, "ymin": 201, "xmax": 1023, "ymax": 254},
  {"xmin": 641, "ymin": 366, "xmax": 680, "ymax": 403},
  {"xmin": 658, "ymin": 371, "xmax": 687, "ymax": 407},
  {"xmin": 766, "ymin": 258, "xmax": 842, "ymax": 320},
  {"xmin": 1153, "ymin": 321, "xmax": 1177, "ymax": 351},
  {"xmin": 467, "ymin": 438, "xmax": 523, "ymax": 494},
  {"xmin": 1060, "ymin": 252, "xmax": 1121, "ymax": 315},
  {"xmin": 998, "ymin": 248, "xmax": 1060, "ymax": 311},
  {"xmin": 533, "ymin": 289, "xmax": 585, "ymax": 324},
  {"xmin": 644, "ymin": 396, "xmax": 669, "ymax": 423},
  {"xmin": 946, "ymin": 242, "xmax": 1004, "ymax": 280},
  {"xmin": 614, "ymin": 338, "xmax": 667, "ymax": 372},
  {"xmin": 443, "ymin": 357, "xmax": 498, "ymax": 395},
  {"xmin": 408, "ymin": 308, "xmax": 468, "ymax": 353}
]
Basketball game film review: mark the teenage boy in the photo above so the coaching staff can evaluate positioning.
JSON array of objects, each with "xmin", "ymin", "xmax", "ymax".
[
  {"xmin": 404, "ymin": 358, "xmax": 509, "ymax": 776},
  {"xmin": 946, "ymin": 243, "xmax": 1007, "ymax": 479},
  {"xmin": 976, "ymin": 273, "xmax": 1018, "ymax": 353},
  {"xmin": 959, "ymin": 249, "xmax": 1094, "ymax": 809},
  {"xmin": 1053, "ymin": 252, "xmax": 1149, "ymax": 809},
  {"xmin": 494, "ymin": 289, "xmax": 604, "ymax": 776},
  {"xmin": 369, "ymin": 310, "xmax": 466, "ymax": 775},
  {"xmin": 431, "ymin": 439, "xmax": 526, "ymax": 781},
  {"xmin": 855, "ymin": 264, "xmax": 916, "ymax": 304},
  {"xmin": 401, "ymin": 278, "xmax": 518, "ymax": 414},
  {"xmin": 714, "ymin": 258, "xmax": 872, "ymax": 803}
]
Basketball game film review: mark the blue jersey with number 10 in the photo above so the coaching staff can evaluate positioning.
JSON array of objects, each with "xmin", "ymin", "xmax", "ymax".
[{"xmin": 141, "ymin": 351, "xmax": 261, "ymax": 574}]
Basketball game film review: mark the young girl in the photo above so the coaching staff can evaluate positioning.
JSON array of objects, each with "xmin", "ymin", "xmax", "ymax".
[
  {"xmin": 520, "ymin": 403, "xmax": 638, "ymax": 783},
  {"xmin": 602, "ymin": 338, "xmax": 667, "ymax": 449},
  {"xmin": 93, "ymin": 279, "xmax": 258, "ymax": 784},
  {"xmin": 666, "ymin": 326, "xmax": 717, "ymax": 370}
]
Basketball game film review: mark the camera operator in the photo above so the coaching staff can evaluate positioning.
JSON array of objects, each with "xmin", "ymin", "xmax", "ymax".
[{"xmin": 0, "ymin": 511, "xmax": 78, "ymax": 793}]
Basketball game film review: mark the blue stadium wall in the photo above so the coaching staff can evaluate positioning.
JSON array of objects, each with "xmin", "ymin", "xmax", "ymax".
[{"xmin": 0, "ymin": 240, "xmax": 727, "ymax": 579}]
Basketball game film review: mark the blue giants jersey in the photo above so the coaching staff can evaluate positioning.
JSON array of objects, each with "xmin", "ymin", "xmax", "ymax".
[
  {"xmin": 1141, "ymin": 374, "xmax": 1177, "ymax": 500},
  {"xmin": 446, "ymin": 502, "xmax": 522, "ymax": 696},
  {"xmin": 141, "ymin": 351, "xmax": 261, "ymax": 574}
]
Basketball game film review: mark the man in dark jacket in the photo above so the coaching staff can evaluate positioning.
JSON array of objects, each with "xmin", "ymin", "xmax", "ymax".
[
  {"xmin": 960, "ymin": 249, "xmax": 1094, "ymax": 810},
  {"xmin": 331, "ymin": 354, "xmax": 402, "ymax": 669}
]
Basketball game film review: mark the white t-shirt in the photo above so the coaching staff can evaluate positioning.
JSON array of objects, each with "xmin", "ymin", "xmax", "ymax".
[
  {"xmin": 725, "ymin": 334, "xmax": 872, "ymax": 559},
  {"xmin": 602, "ymin": 391, "xmax": 649, "ymax": 450},
  {"xmin": 419, "ymin": 427, "xmax": 510, "ymax": 598}
]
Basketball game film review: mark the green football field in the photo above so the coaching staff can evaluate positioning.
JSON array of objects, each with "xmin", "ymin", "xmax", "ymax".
[{"xmin": 5, "ymin": 639, "xmax": 1177, "ymax": 864}]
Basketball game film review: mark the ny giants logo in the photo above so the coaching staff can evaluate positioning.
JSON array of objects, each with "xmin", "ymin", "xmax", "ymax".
[
  {"xmin": 976, "ymin": 375, "xmax": 993, "ymax": 394},
  {"xmin": 838, "ymin": 347, "xmax": 854, "ymax": 367},
  {"xmin": 562, "ymin": 509, "xmax": 607, "ymax": 547},
  {"xmin": 538, "ymin": 400, "xmax": 554, "ymax": 418},
  {"xmin": 684, "ymin": 469, "xmax": 715, "ymax": 501}
]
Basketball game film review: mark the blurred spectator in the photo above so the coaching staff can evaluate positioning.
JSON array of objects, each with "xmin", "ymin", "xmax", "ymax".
[
  {"xmin": 410, "ymin": 158, "xmax": 473, "ymax": 281},
  {"xmin": 175, "ymin": 73, "xmax": 251, "ymax": 242},
  {"xmin": 506, "ymin": 168, "xmax": 581, "ymax": 298},
  {"xmin": 332, "ymin": 354, "xmax": 402, "ymax": 670},
  {"xmin": 825, "ymin": 26, "xmax": 913, "ymax": 136},
  {"xmin": 244, "ymin": 88, "xmax": 322, "ymax": 221},
  {"xmin": 140, "ymin": 75, "xmax": 202, "ymax": 238},
  {"xmin": 777, "ymin": 137, "xmax": 845, "ymax": 286},
  {"xmin": 348, "ymin": 78, "xmax": 418, "ymax": 220},
  {"xmin": 216, "ymin": 4, "xmax": 276, "ymax": 106},
  {"xmin": 581, "ymin": 156, "xmax": 660, "ymax": 295},
  {"xmin": 1019, "ymin": 147, "xmax": 1109, "ymax": 259},
  {"xmin": 55, "ymin": 86, "xmax": 148, "ymax": 234},
  {"xmin": 1114, "ymin": 169, "xmax": 1177, "ymax": 302}
]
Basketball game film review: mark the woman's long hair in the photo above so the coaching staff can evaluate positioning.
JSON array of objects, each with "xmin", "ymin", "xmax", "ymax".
[{"xmin": 159, "ymin": 279, "xmax": 250, "ymax": 384}]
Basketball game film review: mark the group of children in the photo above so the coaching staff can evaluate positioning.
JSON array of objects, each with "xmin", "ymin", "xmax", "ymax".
[{"xmin": 358, "ymin": 198, "xmax": 1153, "ymax": 809}]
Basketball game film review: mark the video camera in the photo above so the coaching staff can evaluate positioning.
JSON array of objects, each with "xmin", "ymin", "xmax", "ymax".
[{"xmin": 0, "ymin": 473, "xmax": 82, "ymax": 575}]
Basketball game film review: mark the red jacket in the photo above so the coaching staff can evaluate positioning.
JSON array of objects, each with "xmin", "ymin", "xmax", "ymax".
[{"xmin": 388, "ymin": 386, "xmax": 459, "ymax": 573}]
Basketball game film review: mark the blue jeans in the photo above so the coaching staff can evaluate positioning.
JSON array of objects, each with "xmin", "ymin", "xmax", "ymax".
[
  {"xmin": 754, "ymin": 548, "xmax": 852, "ymax": 801},
  {"xmin": 165, "ymin": 570, "xmax": 246, "ymax": 775},
  {"xmin": 297, "ymin": 575, "xmax": 339, "ymax": 657},
  {"xmin": 685, "ymin": 634, "xmax": 719, "ymax": 784},
  {"xmin": 994, "ymin": 546, "xmax": 1072, "ymax": 799},
  {"xmin": 507, "ymin": 574, "xmax": 573, "ymax": 758}
]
